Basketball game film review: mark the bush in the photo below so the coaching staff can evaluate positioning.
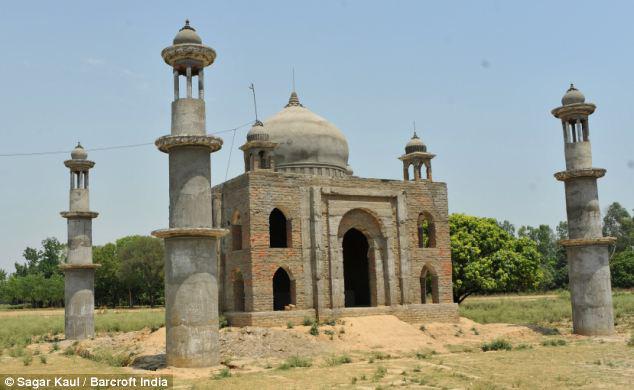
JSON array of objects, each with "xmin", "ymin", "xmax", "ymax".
[
  {"xmin": 373, "ymin": 366, "xmax": 387, "ymax": 381},
  {"xmin": 611, "ymin": 250, "xmax": 634, "ymax": 288},
  {"xmin": 22, "ymin": 354, "xmax": 33, "ymax": 366},
  {"xmin": 278, "ymin": 356, "xmax": 312, "ymax": 370},
  {"xmin": 481, "ymin": 338, "xmax": 512, "ymax": 351},
  {"xmin": 212, "ymin": 368, "xmax": 231, "ymax": 380},
  {"xmin": 39, "ymin": 355, "xmax": 47, "ymax": 364},
  {"xmin": 286, "ymin": 321, "xmax": 294, "ymax": 329},
  {"xmin": 324, "ymin": 354, "xmax": 351, "ymax": 366},
  {"xmin": 322, "ymin": 318, "xmax": 336, "ymax": 326},
  {"xmin": 309, "ymin": 322, "xmax": 319, "ymax": 336},
  {"xmin": 302, "ymin": 317, "xmax": 313, "ymax": 326},
  {"xmin": 414, "ymin": 349, "xmax": 436, "ymax": 359},
  {"xmin": 541, "ymin": 339, "xmax": 567, "ymax": 347},
  {"xmin": 219, "ymin": 315, "xmax": 228, "ymax": 329}
]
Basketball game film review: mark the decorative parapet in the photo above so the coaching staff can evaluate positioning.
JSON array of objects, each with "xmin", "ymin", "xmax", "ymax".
[
  {"xmin": 59, "ymin": 263, "xmax": 101, "ymax": 270},
  {"xmin": 554, "ymin": 168, "xmax": 606, "ymax": 182},
  {"xmin": 161, "ymin": 44, "xmax": 216, "ymax": 67},
  {"xmin": 64, "ymin": 160, "xmax": 95, "ymax": 170},
  {"xmin": 152, "ymin": 227, "xmax": 229, "ymax": 239},
  {"xmin": 60, "ymin": 211, "xmax": 99, "ymax": 219},
  {"xmin": 558, "ymin": 237, "xmax": 616, "ymax": 247},
  {"xmin": 155, "ymin": 135, "xmax": 223, "ymax": 153}
]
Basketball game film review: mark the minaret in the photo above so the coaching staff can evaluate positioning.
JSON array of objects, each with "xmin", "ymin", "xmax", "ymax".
[
  {"xmin": 60, "ymin": 143, "xmax": 99, "ymax": 340},
  {"xmin": 399, "ymin": 130, "xmax": 435, "ymax": 181},
  {"xmin": 152, "ymin": 21, "xmax": 228, "ymax": 367},
  {"xmin": 552, "ymin": 84, "xmax": 615, "ymax": 335}
]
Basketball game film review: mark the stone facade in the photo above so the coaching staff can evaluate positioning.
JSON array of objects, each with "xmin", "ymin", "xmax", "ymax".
[{"xmin": 214, "ymin": 169, "xmax": 458, "ymax": 326}]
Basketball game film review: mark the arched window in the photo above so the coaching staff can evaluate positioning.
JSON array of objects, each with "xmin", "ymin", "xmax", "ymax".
[
  {"xmin": 269, "ymin": 208, "xmax": 291, "ymax": 248},
  {"xmin": 258, "ymin": 150, "xmax": 268, "ymax": 169},
  {"xmin": 231, "ymin": 211, "xmax": 243, "ymax": 251},
  {"xmin": 273, "ymin": 267, "xmax": 295, "ymax": 311},
  {"xmin": 233, "ymin": 270, "xmax": 245, "ymax": 311},
  {"xmin": 420, "ymin": 265, "xmax": 439, "ymax": 304},
  {"xmin": 417, "ymin": 212, "xmax": 436, "ymax": 248}
]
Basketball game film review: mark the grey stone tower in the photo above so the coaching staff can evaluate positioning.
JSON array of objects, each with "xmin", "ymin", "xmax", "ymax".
[
  {"xmin": 152, "ymin": 21, "xmax": 228, "ymax": 367},
  {"xmin": 552, "ymin": 84, "xmax": 615, "ymax": 335},
  {"xmin": 60, "ymin": 143, "xmax": 99, "ymax": 340},
  {"xmin": 399, "ymin": 131, "xmax": 435, "ymax": 181}
]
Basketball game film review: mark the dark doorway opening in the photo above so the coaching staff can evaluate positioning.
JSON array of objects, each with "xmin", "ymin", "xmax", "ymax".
[
  {"xmin": 269, "ymin": 208, "xmax": 289, "ymax": 248},
  {"xmin": 343, "ymin": 228, "xmax": 371, "ymax": 307},
  {"xmin": 273, "ymin": 268, "xmax": 292, "ymax": 311}
]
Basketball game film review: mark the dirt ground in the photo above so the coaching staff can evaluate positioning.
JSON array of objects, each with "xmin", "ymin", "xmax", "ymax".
[{"xmin": 1, "ymin": 314, "xmax": 632, "ymax": 388}]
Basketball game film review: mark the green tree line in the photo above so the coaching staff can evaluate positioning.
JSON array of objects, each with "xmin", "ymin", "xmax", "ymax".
[{"xmin": 0, "ymin": 202, "xmax": 632, "ymax": 307}]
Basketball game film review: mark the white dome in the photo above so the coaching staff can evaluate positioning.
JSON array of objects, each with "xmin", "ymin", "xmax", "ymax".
[{"xmin": 263, "ymin": 92, "xmax": 349, "ymax": 176}]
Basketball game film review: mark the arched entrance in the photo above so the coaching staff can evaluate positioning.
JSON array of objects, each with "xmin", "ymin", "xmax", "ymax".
[
  {"xmin": 343, "ymin": 228, "xmax": 371, "ymax": 307},
  {"xmin": 273, "ymin": 267, "xmax": 293, "ymax": 310}
]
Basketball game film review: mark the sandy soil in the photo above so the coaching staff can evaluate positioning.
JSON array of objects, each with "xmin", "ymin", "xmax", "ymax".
[{"xmin": 58, "ymin": 315, "xmax": 560, "ymax": 379}]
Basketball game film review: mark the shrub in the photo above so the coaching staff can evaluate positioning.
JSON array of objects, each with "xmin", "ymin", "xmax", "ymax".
[
  {"xmin": 324, "ymin": 354, "xmax": 352, "ymax": 366},
  {"xmin": 309, "ymin": 322, "xmax": 319, "ymax": 336},
  {"xmin": 414, "ymin": 349, "xmax": 435, "ymax": 359},
  {"xmin": 9, "ymin": 346, "xmax": 26, "ymax": 358},
  {"xmin": 481, "ymin": 338, "xmax": 512, "ymax": 352},
  {"xmin": 62, "ymin": 346, "xmax": 75, "ymax": 356},
  {"xmin": 324, "ymin": 329, "xmax": 334, "ymax": 340},
  {"xmin": 219, "ymin": 315, "xmax": 228, "ymax": 329},
  {"xmin": 302, "ymin": 317, "xmax": 313, "ymax": 326},
  {"xmin": 322, "ymin": 318, "xmax": 336, "ymax": 326},
  {"xmin": 419, "ymin": 325, "xmax": 426, "ymax": 332},
  {"xmin": 541, "ymin": 339, "xmax": 567, "ymax": 347},
  {"xmin": 22, "ymin": 354, "xmax": 33, "ymax": 366},
  {"xmin": 39, "ymin": 355, "xmax": 47, "ymax": 364},
  {"xmin": 515, "ymin": 343, "xmax": 532, "ymax": 350},
  {"xmin": 628, "ymin": 334, "xmax": 634, "ymax": 347},
  {"xmin": 278, "ymin": 356, "xmax": 312, "ymax": 370},
  {"xmin": 373, "ymin": 366, "xmax": 387, "ymax": 381},
  {"xmin": 212, "ymin": 368, "xmax": 231, "ymax": 380},
  {"xmin": 286, "ymin": 321, "xmax": 294, "ymax": 329}
]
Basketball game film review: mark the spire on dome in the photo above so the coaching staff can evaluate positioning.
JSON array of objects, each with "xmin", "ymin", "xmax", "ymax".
[{"xmin": 285, "ymin": 91, "xmax": 303, "ymax": 107}]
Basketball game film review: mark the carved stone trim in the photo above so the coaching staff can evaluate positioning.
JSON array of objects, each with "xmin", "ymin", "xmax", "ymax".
[
  {"xmin": 59, "ymin": 263, "xmax": 101, "ymax": 270},
  {"xmin": 551, "ymin": 103, "xmax": 596, "ymax": 119},
  {"xmin": 559, "ymin": 237, "xmax": 616, "ymax": 247},
  {"xmin": 155, "ymin": 135, "xmax": 223, "ymax": 153},
  {"xmin": 239, "ymin": 140, "xmax": 277, "ymax": 151},
  {"xmin": 161, "ymin": 44, "xmax": 216, "ymax": 67},
  {"xmin": 152, "ymin": 227, "xmax": 229, "ymax": 239},
  {"xmin": 64, "ymin": 160, "xmax": 95, "ymax": 169},
  {"xmin": 554, "ymin": 168, "xmax": 606, "ymax": 181},
  {"xmin": 60, "ymin": 211, "xmax": 99, "ymax": 219},
  {"xmin": 399, "ymin": 152, "xmax": 436, "ymax": 162}
]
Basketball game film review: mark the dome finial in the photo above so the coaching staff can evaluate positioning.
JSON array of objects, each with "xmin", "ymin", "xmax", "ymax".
[
  {"xmin": 180, "ymin": 19, "xmax": 195, "ymax": 31},
  {"xmin": 286, "ymin": 91, "xmax": 302, "ymax": 107},
  {"xmin": 561, "ymin": 83, "xmax": 585, "ymax": 105}
]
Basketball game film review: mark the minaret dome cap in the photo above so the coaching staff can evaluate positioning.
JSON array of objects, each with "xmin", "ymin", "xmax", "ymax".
[
  {"xmin": 173, "ymin": 20, "xmax": 202, "ymax": 45},
  {"xmin": 246, "ymin": 120, "xmax": 270, "ymax": 141},
  {"xmin": 71, "ymin": 142, "xmax": 88, "ymax": 160},
  {"xmin": 405, "ymin": 132, "xmax": 427, "ymax": 154},
  {"xmin": 561, "ymin": 84, "xmax": 586, "ymax": 106}
]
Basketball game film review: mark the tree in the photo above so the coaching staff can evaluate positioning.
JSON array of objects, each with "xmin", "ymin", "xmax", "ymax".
[
  {"xmin": 450, "ymin": 214, "xmax": 544, "ymax": 303},
  {"xmin": 610, "ymin": 250, "xmax": 634, "ymax": 288},
  {"xmin": 552, "ymin": 221, "xmax": 569, "ymax": 288},
  {"xmin": 603, "ymin": 202, "xmax": 634, "ymax": 256},
  {"xmin": 518, "ymin": 224, "xmax": 558, "ymax": 289},
  {"xmin": 116, "ymin": 236, "xmax": 164, "ymax": 307},
  {"xmin": 93, "ymin": 243, "xmax": 121, "ymax": 307},
  {"xmin": 497, "ymin": 220, "xmax": 516, "ymax": 236}
]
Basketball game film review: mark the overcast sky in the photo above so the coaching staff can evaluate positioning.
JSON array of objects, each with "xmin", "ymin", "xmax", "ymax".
[{"xmin": 1, "ymin": 0, "xmax": 632, "ymax": 272}]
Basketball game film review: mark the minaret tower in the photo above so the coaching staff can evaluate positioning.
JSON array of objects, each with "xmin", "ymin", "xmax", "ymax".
[
  {"xmin": 552, "ymin": 84, "xmax": 615, "ymax": 335},
  {"xmin": 60, "ymin": 143, "xmax": 99, "ymax": 340},
  {"xmin": 399, "ymin": 130, "xmax": 435, "ymax": 181},
  {"xmin": 152, "ymin": 21, "xmax": 228, "ymax": 367}
]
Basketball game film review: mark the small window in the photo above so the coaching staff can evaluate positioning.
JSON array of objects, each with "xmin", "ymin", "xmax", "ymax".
[
  {"xmin": 417, "ymin": 212, "xmax": 436, "ymax": 248},
  {"xmin": 269, "ymin": 208, "xmax": 291, "ymax": 248},
  {"xmin": 231, "ymin": 211, "xmax": 242, "ymax": 251}
]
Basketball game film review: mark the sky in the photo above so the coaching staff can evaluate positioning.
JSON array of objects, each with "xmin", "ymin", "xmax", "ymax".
[{"xmin": 0, "ymin": 0, "xmax": 632, "ymax": 272}]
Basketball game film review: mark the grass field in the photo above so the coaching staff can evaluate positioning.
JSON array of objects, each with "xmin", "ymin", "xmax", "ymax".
[{"xmin": 0, "ymin": 292, "xmax": 632, "ymax": 389}]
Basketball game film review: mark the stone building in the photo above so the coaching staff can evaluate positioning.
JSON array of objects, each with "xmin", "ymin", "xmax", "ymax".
[{"xmin": 213, "ymin": 92, "xmax": 458, "ymax": 326}]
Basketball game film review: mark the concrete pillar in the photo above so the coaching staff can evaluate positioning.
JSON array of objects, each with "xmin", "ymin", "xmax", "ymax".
[
  {"xmin": 552, "ymin": 87, "xmax": 615, "ymax": 335},
  {"xmin": 60, "ymin": 144, "xmax": 99, "ymax": 340},
  {"xmin": 153, "ymin": 22, "xmax": 227, "ymax": 368}
]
